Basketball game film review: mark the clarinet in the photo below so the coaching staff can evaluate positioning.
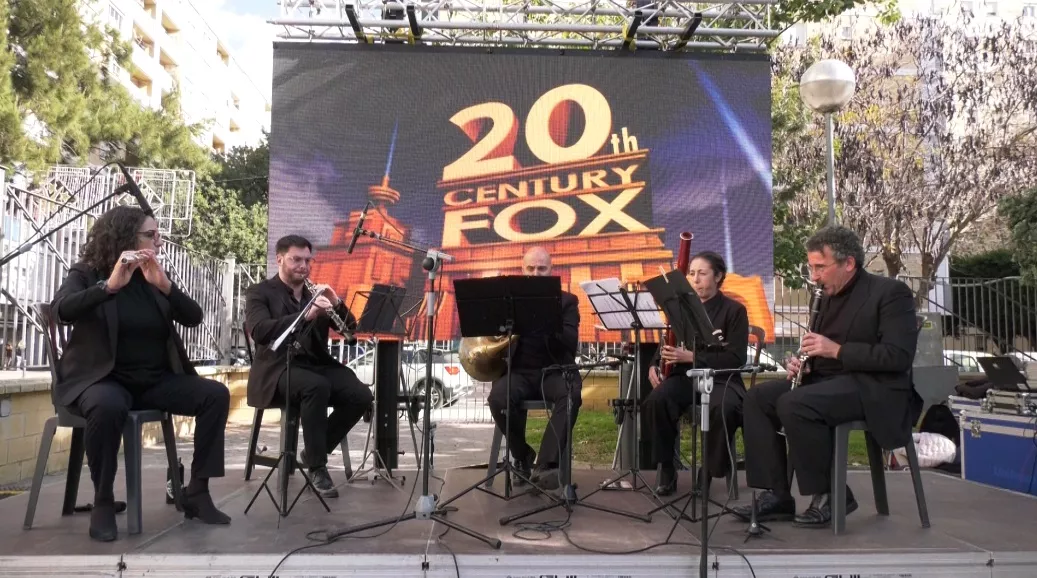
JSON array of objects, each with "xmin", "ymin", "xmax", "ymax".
[
  {"xmin": 304, "ymin": 279, "xmax": 356, "ymax": 344},
  {"xmin": 790, "ymin": 283, "xmax": 824, "ymax": 390}
]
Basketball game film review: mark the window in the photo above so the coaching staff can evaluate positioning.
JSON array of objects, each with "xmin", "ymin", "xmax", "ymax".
[
  {"xmin": 1024, "ymin": 4, "xmax": 1036, "ymax": 17},
  {"xmin": 109, "ymin": 5, "xmax": 124, "ymax": 29},
  {"xmin": 961, "ymin": 0, "xmax": 974, "ymax": 13},
  {"xmin": 984, "ymin": 1, "xmax": 997, "ymax": 15}
]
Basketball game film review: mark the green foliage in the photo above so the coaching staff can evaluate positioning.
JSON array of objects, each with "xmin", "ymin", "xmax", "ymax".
[
  {"xmin": 950, "ymin": 249, "xmax": 1020, "ymax": 279},
  {"xmin": 1000, "ymin": 188, "xmax": 1037, "ymax": 286},
  {"xmin": 185, "ymin": 138, "xmax": 269, "ymax": 263},
  {"xmin": 1, "ymin": 0, "xmax": 210, "ymax": 172},
  {"xmin": 773, "ymin": 0, "xmax": 901, "ymax": 28}
]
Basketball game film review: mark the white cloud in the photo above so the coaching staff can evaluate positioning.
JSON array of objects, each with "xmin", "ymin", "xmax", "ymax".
[{"xmin": 196, "ymin": 1, "xmax": 276, "ymax": 102}]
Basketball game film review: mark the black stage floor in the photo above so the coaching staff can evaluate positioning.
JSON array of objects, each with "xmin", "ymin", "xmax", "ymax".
[{"xmin": 2, "ymin": 466, "xmax": 1035, "ymax": 577}]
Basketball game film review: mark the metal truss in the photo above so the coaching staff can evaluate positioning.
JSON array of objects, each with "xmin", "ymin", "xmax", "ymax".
[{"xmin": 272, "ymin": 0, "xmax": 780, "ymax": 52}]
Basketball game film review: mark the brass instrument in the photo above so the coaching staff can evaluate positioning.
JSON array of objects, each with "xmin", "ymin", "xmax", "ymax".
[
  {"xmin": 459, "ymin": 335, "xmax": 515, "ymax": 382},
  {"xmin": 304, "ymin": 279, "xmax": 355, "ymax": 342},
  {"xmin": 790, "ymin": 283, "xmax": 824, "ymax": 390}
]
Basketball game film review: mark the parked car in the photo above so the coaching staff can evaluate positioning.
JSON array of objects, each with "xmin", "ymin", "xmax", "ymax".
[{"xmin": 346, "ymin": 346, "xmax": 475, "ymax": 409}]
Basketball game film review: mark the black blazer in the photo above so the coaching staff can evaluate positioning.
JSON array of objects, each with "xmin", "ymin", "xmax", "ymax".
[
  {"xmin": 508, "ymin": 291, "xmax": 580, "ymax": 370},
  {"xmin": 818, "ymin": 270, "xmax": 919, "ymax": 449},
  {"xmin": 652, "ymin": 292, "xmax": 750, "ymax": 390},
  {"xmin": 50, "ymin": 263, "xmax": 203, "ymax": 407},
  {"xmin": 244, "ymin": 276, "xmax": 358, "ymax": 409}
]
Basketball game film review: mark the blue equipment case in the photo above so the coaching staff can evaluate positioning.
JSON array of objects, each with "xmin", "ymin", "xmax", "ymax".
[{"xmin": 959, "ymin": 409, "xmax": 1037, "ymax": 497}]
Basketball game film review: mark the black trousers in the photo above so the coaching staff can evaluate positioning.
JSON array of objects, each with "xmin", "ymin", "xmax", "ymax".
[
  {"xmin": 642, "ymin": 374, "xmax": 745, "ymax": 478},
  {"xmin": 487, "ymin": 368, "xmax": 583, "ymax": 468},
  {"xmin": 73, "ymin": 374, "xmax": 230, "ymax": 503},
  {"xmin": 277, "ymin": 362, "xmax": 373, "ymax": 469},
  {"xmin": 743, "ymin": 376, "xmax": 865, "ymax": 497}
]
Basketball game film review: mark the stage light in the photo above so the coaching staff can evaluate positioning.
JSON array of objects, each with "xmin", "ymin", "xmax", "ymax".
[
  {"xmin": 345, "ymin": 4, "xmax": 370, "ymax": 44},
  {"xmin": 799, "ymin": 59, "xmax": 856, "ymax": 225},
  {"xmin": 405, "ymin": 4, "xmax": 423, "ymax": 44},
  {"xmin": 673, "ymin": 12, "xmax": 703, "ymax": 51},
  {"xmin": 382, "ymin": 0, "xmax": 406, "ymax": 44},
  {"xmin": 621, "ymin": 10, "xmax": 644, "ymax": 51}
]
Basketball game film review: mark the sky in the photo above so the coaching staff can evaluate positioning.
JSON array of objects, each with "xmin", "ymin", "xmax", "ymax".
[{"xmin": 196, "ymin": 0, "xmax": 280, "ymax": 101}]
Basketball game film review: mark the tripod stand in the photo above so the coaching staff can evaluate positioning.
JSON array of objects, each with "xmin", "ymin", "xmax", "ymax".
[
  {"xmin": 326, "ymin": 246, "xmax": 501, "ymax": 548},
  {"xmin": 578, "ymin": 279, "xmax": 665, "ymax": 500},
  {"xmin": 245, "ymin": 290, "xmax": 332, "ymax": 519},
  {"xmin": 500, "ymin": 359, "xmax": 652, "ymax": 526}
]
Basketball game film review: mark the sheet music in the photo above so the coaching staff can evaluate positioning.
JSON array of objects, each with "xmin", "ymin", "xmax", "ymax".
[{"xmin": 580, "ymin": 278, "xmax": 667, "ymax": 330}]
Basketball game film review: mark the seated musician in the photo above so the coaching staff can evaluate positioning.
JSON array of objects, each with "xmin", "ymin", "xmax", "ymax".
[
  {"xmin": 244, "ymin": 235, "xmax": 373, "ymax": 498},
  {"xmin": 732, "ymin": 226, "xmax": 919, "ymax": 528},
  {"xmin": 643, "ymin": 251, "xmax": 749, "ymax": 496},
  {"xmin": 51, "ymin": 206, "xmax": 231, "ymax": 542},
  {"xmin": 486, "ymin": 247, "xmax": 581, "ymax": 491}
]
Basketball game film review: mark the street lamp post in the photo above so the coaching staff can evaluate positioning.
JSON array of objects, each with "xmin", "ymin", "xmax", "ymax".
[{"xmin": 799, "ymin": 59, "xmax": 857, "ymax": 226}]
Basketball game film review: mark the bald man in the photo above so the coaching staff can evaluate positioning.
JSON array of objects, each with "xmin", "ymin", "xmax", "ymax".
[{"xmin": 486, "ymin": 247, "xmax": 581, "ymax": 491}]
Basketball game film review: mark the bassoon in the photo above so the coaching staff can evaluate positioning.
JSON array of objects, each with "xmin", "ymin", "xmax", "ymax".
[{"xmin": 662, "ymin": 231, "xmax": 694, "ymax": 377}]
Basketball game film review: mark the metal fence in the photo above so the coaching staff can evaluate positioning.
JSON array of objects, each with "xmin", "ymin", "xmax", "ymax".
[{"xmin": 1, "ymin": 166, "xmax": 228, "ymax": 369}]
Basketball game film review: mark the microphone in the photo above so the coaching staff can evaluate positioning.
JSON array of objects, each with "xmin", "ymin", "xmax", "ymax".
[
  {"xmin": 347, "ymin": 202, "xmax": 371, "ymax": 254},
  {"xmin": 116, "ymin": 163, "xmax": 154, "ymax": 216}
]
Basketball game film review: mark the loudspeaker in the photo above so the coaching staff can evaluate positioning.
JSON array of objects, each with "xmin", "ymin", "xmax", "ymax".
[
  {"xmin": 636, "ymin": 342, "xmax": 660, "ymax": 470},
  {"xmin": 373, "ymin": 338, "xmax": 402, "ymax": 471}
]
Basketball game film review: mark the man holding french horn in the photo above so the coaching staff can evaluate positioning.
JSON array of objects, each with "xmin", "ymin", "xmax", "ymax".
[
  {"xmin": 244, "ymin": 235, "xmax": 373, "ymax": 498},
  {"xmin": 732, "ymin": 226, "xmax": 920, "ymax": 529}
]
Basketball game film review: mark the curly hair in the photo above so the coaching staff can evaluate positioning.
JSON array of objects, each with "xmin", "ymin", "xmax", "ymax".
[{"xmin": 79, "ymin": 206, "xmax": 150, "ymax": 274}]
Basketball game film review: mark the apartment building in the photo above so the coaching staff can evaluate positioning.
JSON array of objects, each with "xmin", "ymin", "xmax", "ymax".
[{"xmin": 82, "ymin": 0, "xmax": 270, "ymax": 154}]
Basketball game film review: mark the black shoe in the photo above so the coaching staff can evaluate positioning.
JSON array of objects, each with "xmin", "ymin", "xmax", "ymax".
[
  {"xmin": 88, "ymin": 502, "xmax": 117, "ymax": 542},
  {"xmin": 532, "ymin": 466, "xmax": 561, "ymax": 491},
  {"xmin": 309, "ymin": 467, "xmax": 339, "ymax": 498},
  {"xmin": 183, "ymin": 491, "xmax": 232, "ymax": 525},
  {"xmin": 512, "ymin": 450, "xmax": 535, "ymax": 486},
  {"xmin": 731, "ymin": 490, "xmax": 796, "ymax": 522},
  {"xmin": 656, "ymin": 466, "xmax": 677, "ymax": 496},
  {"xmin": 794, "ymin": 486, "xmax": 858, "ymax": 528}
]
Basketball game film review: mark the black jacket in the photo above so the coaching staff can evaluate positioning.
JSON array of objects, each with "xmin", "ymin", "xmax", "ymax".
[
  {"xmin": 50, "ymin": 263, "xmax": 202, "ymax": 407},
  {"xmin": 508, "ymin": 291, "xmax": 581, "ymax": 370},
  {"xmin": 813, "ymin": 270, "xmax": 919, "ymax": 449},
  {"xmin": 653, "ymin": 291, "xmax": 749, "ymax": 389},
  {"xmin": 244, "ymin": 276, "xmax": 358, "ymax": 408}
]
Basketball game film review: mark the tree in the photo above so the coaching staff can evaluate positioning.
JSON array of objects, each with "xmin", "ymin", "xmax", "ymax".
[
  {"xmin": 185, "ymin": 139, "xmax": 269, "ymax": 263},
  {"xmin": 772, "ymin": 0, "xmax": 901, "ymax": 30},
  {"xmin": 1000, "ymin": 187, "xmax": 1037, "ymax": 286},
  {"xmin": 2, "ymin": 0, "xmax": 211, "ymax": 172},
  {"xmin": 773, "ymin": 14, "xmax": 1037, "ymax": 300}
]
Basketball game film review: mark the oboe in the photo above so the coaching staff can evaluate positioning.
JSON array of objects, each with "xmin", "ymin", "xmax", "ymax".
[
  {"xmin": 304, "ymin": 279, "xmax": 355, "ymax": 343},
  {"xmin": 790, "ymin": 282, "xmax": 824, "ymax": 390}
]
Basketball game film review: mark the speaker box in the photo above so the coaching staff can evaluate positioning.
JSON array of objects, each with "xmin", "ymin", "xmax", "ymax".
[{"xmin": 374, "ymin": 338, "xmax": 402, "ymax": 471}]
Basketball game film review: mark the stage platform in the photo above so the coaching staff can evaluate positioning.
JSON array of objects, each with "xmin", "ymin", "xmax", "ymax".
[{"xmin": 1, "ymin": 466, "xmax": 1035, "ymax": 577}]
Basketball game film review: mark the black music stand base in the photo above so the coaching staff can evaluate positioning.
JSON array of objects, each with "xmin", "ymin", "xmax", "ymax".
[
  {"xmin": 327, "ymin": 252, "xmax": 501, "ymax": 550},
  {"xmin": 500, "ymin": 368, "xmax": 652, "ymax": 526},
  {"xmin": 743, "ymin": 490, "xmax": 772, "ymax": 542},
  {"xmin": 243, "ymin": 450, "xmax": 331, "ymax": 518},
  {"xmin": 348, "ymin": 449, "xmax": 405, "ymax": 490}
]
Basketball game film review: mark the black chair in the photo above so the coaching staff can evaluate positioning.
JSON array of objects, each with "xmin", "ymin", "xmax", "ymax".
[
  {"xmin": 826, "ymin": 314, "xmax": 931, "ymax": 535},
  {"xmin": 484, "ymin": 400, "xmax": 571, "ymax": 487},
  {"xmin": 241, "ymin": 324, "xmax": 352, "ymax": 481},
  {"xmin": 23, "ymin": 304, "xmax": 183, "ymax": 535}
]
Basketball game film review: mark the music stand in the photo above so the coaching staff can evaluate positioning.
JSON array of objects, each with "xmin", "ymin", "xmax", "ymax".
[
  {"xmin": 348, "ymin": 284, "xmax": 412, "ymax": 489},
  {"xmin": 244, "ymin": 289, "xmax": 332, "ymax": 519},
  {"xmin": 445, "ymin": 275, "xmax": 561, "ymax": 502},
  {"xmin": 642, "ymin": 271, "xmax": 729, "ymax": 524},
  {"xmin": 577, "ymin": 278, "xmax": 666, "ymax": 496}
]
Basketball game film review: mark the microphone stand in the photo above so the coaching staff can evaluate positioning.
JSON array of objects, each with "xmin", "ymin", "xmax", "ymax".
[
  {"xmin": 244, "ymin": 289, "xmax": 332, "ymax": 519},
  {"xmin": 324, "ymin": 222, "xmax": 500, "ymax": 548}
]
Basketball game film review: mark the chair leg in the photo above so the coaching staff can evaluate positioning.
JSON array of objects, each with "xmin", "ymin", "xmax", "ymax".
[
  {"xmin": 865, "ymin": 433, "xmax": 889, "ymax": 516},
  {"xmin": 904, "ymin": 439, "xmax": 931, "ymax": 528},
  {"xmin": 831, "ymin": 425, "xmax": 851, "ymax": 535},
  {"xmin": 123, "ymin": 415, "xmax": 144, "ymax": 535},
  {"xmin": 484, "ymin": 425, "xmax": 503, "ymax": 488},
  {"xmin": 62, "ymin": 428, "xmax": 86, "ymax": 517},
  {"xmin": 244, "ymin": 409, "xmax": 264, "ymax": 481},
  {"xmin": 161, "ymin": 416, "xmax": 184, "ymax": 512},
  {"xmin": 339, "ymin": 438, "xmax": 353, "ymax": 478},
  {"xmin": 24, "ymin": 418, "xmax": 58, "ymax": 530}
]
